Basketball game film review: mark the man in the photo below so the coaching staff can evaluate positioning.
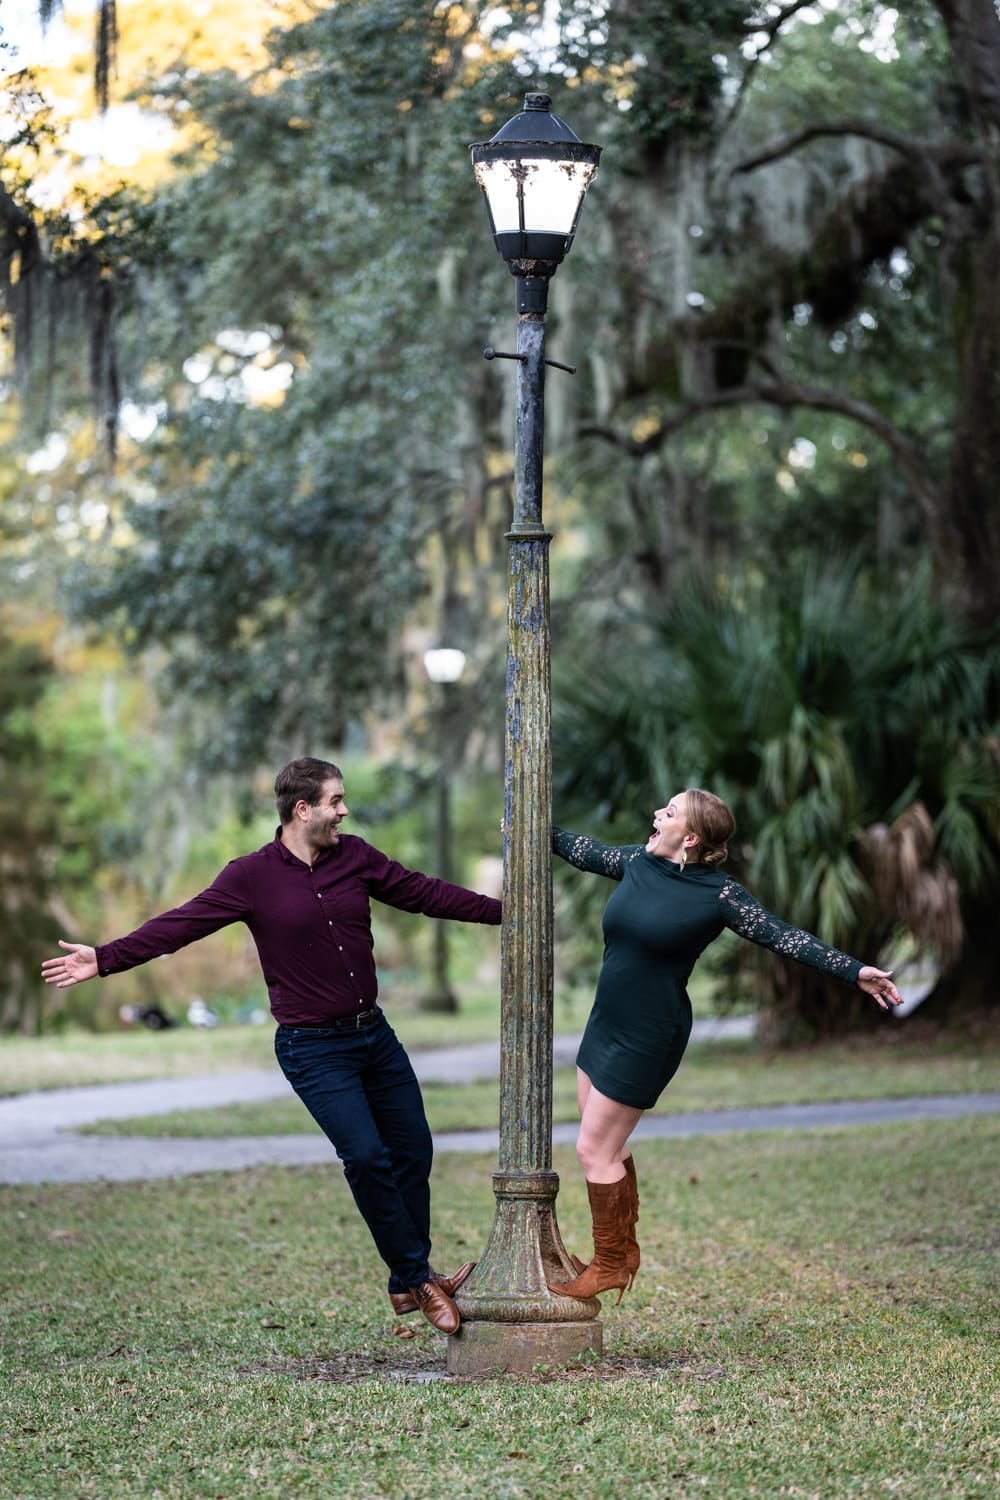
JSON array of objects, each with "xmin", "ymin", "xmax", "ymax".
[{"xmin": 42, "ymin": 757, "xmax": 502, "ymax": 1335}]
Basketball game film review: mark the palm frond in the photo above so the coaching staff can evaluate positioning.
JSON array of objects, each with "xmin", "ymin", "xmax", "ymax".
[{"xmin": 860, "ymin": 803, "xmax": 964, "ymax": 964}]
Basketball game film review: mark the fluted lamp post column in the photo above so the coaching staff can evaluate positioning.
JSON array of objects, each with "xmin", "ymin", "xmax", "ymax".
[{"xmin": 447, "ymin": 93, "xmax": 602, "ymax": 1377}]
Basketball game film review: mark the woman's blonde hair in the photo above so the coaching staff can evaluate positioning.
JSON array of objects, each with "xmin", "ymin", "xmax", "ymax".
[{"xmin": 685, "ymin": 788, "xmax": 735, "ymax": 866}]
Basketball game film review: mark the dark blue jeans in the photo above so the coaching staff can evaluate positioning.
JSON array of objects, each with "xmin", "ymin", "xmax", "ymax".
[{"xmin": 274, "ymin": 1012, "xmax": 433, "ymax": 1293}]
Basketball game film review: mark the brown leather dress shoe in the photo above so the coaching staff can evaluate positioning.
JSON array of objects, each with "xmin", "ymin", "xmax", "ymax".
[
  {"xmin": 388, "ymin": 1261, "xmax": 475, "ymax": 1317},
  {"xmin": 410, "ymin": 1280, "xmax": 460, "ymax": 1334}
]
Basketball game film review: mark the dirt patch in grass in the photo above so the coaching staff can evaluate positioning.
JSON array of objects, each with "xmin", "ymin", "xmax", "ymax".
[{"xmin": 260, "ymin": 1345, "xmax": 720, "ymax": 1386}]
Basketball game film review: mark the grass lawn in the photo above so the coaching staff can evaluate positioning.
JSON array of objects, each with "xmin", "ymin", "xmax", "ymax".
[{"xmin": 1, "ymin": 1118, "xmax": 996, "ymax": 1499}]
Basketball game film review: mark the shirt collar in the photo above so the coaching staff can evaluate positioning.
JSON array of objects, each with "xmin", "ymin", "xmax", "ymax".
[{"xmin": 274, "ymin": 827, "xmax": 340, "ymax": 868}]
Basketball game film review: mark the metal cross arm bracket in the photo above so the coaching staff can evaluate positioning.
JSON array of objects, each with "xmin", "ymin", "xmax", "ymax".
[{"xmin": 483, "ymin": 346, "xmax": 577, "ymax": 376}]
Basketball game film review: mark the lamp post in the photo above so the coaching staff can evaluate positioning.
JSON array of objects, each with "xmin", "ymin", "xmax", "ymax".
[
  {"xmin": 421, "ymin": 647, "xmax": 467, "ymax": 1014},
  {"xmin": 447, "ymin": 94, "xmax": 602, "ymax": 1377}
]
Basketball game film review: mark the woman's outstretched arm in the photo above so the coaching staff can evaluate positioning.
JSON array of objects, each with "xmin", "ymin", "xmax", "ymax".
[
  {"xmin": 719, "ymin": 878, "xmax": 902, "ymax": 1009},
  {"xmin": 552, "ymin": 828, "xmax": 645, "ymax": 880}
]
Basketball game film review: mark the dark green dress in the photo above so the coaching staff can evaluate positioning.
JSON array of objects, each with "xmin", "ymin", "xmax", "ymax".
[{"xmin": 554, "ymin": 829, "xmax": 863, "ymax": 1109}]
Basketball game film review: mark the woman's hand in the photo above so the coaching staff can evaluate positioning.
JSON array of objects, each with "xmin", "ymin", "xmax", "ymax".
[
  {"xmin": 857, "ymin": 966, "xmax": 903, "ymax": 1010},
  {"xmin": 41, "ymin": 940, "xmax": 99, "ymax": 989}
]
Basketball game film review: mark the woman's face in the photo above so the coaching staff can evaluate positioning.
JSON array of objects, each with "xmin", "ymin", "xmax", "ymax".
[{"xmin": 646, "ymin": 793, "xmax": 697, "ymax": 861}]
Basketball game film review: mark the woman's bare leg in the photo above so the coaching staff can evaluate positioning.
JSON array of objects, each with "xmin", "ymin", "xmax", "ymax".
[
  {"xmin": 578, "ymin": 1068, "xmax": 641, "ymax": 1170},
  {"xmin": 576, "ymin": 1066, "xmax": 593, "ymax": 1117},
  {"xmin": 574, "ymin": 1081, "xmax": 644, "ymax": 1183}
]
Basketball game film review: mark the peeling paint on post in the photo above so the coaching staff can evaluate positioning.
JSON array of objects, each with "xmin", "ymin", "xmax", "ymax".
[{"xmin": 448, "ymin": 301, "xmax": 602, "ymax": 1376}]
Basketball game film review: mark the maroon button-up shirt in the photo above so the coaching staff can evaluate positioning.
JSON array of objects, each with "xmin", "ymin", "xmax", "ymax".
[{"xmin": 95, "ymin": 831, "xmax": 502, "ymax": 1025}]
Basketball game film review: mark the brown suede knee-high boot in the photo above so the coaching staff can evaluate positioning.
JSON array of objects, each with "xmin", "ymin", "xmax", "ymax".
[
  {"xmin": 549, "ymin": 1176, "xmax": 632, "ymax": 1304},
  {"xmin": 623, "ymin": 1154, "xmax": 640, "ymax": 1289},
  {"xmin": 567, "ymin": 1155, "xmax": 641, "ymax": 1281}
]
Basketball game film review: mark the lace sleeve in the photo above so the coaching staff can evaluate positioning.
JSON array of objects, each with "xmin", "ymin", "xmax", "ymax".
[
  {"xmin": 552, "ymin": 827, "xmax": 644, "ymax": 880},
  {"xmin": 718, "ymin": 878, "xmax": 863, "ymax": 987}
]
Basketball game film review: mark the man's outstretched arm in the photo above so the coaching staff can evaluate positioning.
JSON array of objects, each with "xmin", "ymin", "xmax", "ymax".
[{"xmin": 41, "ymin": 862, "xmax": 253, "ymax": 986}]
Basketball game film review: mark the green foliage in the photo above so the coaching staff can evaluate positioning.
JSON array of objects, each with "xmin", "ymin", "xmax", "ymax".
[
  {"xmin": 503, "ymin": 0, "xmax": 750, "ymax": 153},
  {"xmin": 53, "ymin": 0, "xmax": 520, "ymax": 765},
  {"xmin": 69, "ymin": 394, "xmax": 426, "ymax": 764},
  {"xmin": 0, "ymin": 633, "xmax": 57, "ymax": 1032},
  {"xmin": 553, "ymin": 561, "xmax": 1000, "ymax": 1030},
  {"xmin": 0, "ymin": 630, "xmax": 142, "ymax": 1032},
  {"xmin": 736, "ymin": 0, "xmax": 960, "ymax": 142},
  {"xmin": 0, "ymin": 629, "xmax": 191, "ymax": 1033}
]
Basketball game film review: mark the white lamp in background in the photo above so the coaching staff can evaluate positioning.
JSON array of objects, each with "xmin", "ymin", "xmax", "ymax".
[{"xmin": 423, "ymin": 647, "xmax": 466, "ymax": 684}]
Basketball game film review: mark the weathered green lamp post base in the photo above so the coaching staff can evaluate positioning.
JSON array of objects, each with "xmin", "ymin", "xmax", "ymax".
[
  {"xmin": 446, "ymin": 1171, "xmax": 602, "ymax": 1375},
  {"xmin": 447, "ymin": 1318, "xmax": 602, "ymax": 1377}
]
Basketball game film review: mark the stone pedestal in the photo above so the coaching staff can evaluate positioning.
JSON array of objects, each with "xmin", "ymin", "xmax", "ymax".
[
  {"xmin": 447, "ymin": 1318, "xmax": 601, "ymax": 1377},
  {"xmin": 445, "ymin": 1169, "xmax": 601, "ymax": 1377}
]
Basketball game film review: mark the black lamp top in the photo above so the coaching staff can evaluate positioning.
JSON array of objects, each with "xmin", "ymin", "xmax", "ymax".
[{"xmin": 489, "ymin": 92, "xmax": 585, "ymax": 145}]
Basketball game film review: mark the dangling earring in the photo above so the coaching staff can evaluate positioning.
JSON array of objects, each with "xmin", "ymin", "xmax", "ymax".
[{"xmin": 679, "ymin": 846, "xmax": 687, "ymax": 872}]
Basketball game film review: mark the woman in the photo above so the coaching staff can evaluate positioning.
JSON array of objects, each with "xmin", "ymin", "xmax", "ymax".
[{"xmin": 549, "ymin": 788, "xmax": 902, "ymax": 1304}]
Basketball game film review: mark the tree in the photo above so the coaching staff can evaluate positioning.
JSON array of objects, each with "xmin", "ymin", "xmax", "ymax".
[
  {"xmin": 28, "ymin": 0, "xmax": 519, "ymax": 764},
  {"xmin": 7, "ymin": 2, "xmax": 120, "ymax": 109},
  {"xmin": 0, "ymin": 631, "xmax": 59, "ymax": 1032},
  {"xmin": 561, "ymin": 1, "xmax": 1000, "ymax": 621},
  {"xmin": 4, "ymin": 2, "xmax": 999, "ymax": 1035},
  {"xmin": 0, "ymin": 625, "xmax": 161, "ymax": 1034}
]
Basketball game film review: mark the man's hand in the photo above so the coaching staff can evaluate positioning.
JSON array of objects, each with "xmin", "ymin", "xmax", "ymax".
[{"xmin": 41, "ymin": 941, "xmax": 99, "ymax": 989}]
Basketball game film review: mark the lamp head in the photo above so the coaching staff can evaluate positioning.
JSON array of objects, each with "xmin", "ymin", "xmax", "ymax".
[{"xmin": 470, "ymin": 93, "xmax": 601, "ymax": 280}]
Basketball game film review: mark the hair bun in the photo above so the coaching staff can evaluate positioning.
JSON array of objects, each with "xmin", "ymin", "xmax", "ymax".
[{"xmin": 684, "ymin": 790, "xmax": 735, "ymax": 869}]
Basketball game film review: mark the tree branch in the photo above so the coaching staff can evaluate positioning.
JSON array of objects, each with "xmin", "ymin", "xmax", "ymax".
[
  {"xmin": 743, "ymin": 1, "xmax": 818, "ymax": 38},
  {"xmin": 0, "ymin": 184, "xmax": 37, "ymax": 239},
  {"xmin": 731, "ymin": 119, "xmax": 982, "ymax": 176},
  {"xmin": 0, "ymin": 182, "xmax": 42, "ymax": 286},
  {"xmin": 581, "ymin": 380, "xmax": 942, "ymax": 534},
  {"xmin": 723, "ymin": 3, "xmax": 823, "ymax": 134}
]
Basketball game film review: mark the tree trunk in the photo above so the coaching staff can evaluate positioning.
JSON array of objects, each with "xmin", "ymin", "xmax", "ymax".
[
  {"xmin": 934, "ymin": 1, "xmax": 1000, "ymax": 151},
  {"xmin": 757, "ymin": 961, "xmax": 884, "ymax": 1045},
  {"xmin": 931, "ymin": 1, "xmax": 1000, "ymax": 620},
  {"xmin": 939, "ymin": 237, "xmax": 1000, "ymax": 621},
  {"xmin": 917, "ymin": 905, "xmax": 1000, "ymax": 1021}
]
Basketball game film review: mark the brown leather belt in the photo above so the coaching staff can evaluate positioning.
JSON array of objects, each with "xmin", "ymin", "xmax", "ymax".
[{"xmin": 280, "ymin": 1007, "xmax": 382, "ymax": 1032}]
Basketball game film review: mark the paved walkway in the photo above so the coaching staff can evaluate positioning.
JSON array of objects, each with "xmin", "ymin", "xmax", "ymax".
[{"xmin": 1, "ymin": 1020, "xmax": 996, "ymax": 1186}]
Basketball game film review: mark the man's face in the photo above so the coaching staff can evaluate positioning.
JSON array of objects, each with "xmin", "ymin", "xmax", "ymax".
[{"xmin": 302, "ymin": 778, "xmax": 349, "ymax": 851}]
